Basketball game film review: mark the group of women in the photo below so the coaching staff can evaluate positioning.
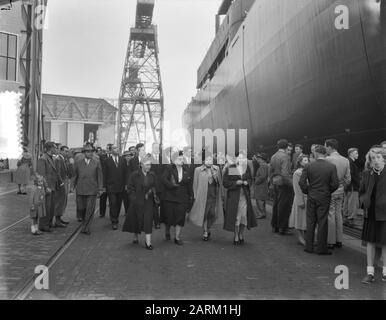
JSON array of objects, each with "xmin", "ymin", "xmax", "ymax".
[{"xmin": 122, "ymin": 151, "xmax": 257, "ymax": 250}]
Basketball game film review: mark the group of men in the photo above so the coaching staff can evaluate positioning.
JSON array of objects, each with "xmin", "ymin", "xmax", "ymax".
[{"xmin": 269, "ymin": 138, "xmax": 363, "ymax": 255}]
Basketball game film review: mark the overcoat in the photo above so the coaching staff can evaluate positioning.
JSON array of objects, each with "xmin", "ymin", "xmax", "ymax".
[
  {"xmin": 223, "ymin": 165, "xmax": 257, "ymax": 232},
  {"xmin": 188, "ymin": 165, "xmax": 224, "ymax": 227}
]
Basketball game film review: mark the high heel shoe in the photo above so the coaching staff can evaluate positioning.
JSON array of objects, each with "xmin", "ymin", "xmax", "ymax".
[
  {"xmin": 145, "ymin": 243, "xmax": 153, "ymax": 250},
  {"xmin": 233, "ymin": 239, "xmax": 240, "ymax": 245},
  {"xmin": 202, "ymin": 232, "xmax": 209, "ymax": 241}
]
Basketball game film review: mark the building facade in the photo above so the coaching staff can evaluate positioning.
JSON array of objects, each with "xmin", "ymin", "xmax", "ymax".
[{"xmin": 42, "ymin": 94, "xmax": 117, "ymax": 149}]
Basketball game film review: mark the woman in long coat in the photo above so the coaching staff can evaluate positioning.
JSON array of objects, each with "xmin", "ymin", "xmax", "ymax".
[
  {"xmin": 223, "ymin": 153, "xmax": 257, "ymax": 245},
  {"xmin": 122, "ymin": 155, "xmax": 159, "ymax": 250},
  {"xmin": 15, "ymin": 151, "xmax": 33, "ymax": 195},
  {"xmin": 161, "ymin": 151, "xmax": 193, "ymax": 245},
  {"xmin": 359, "ymin": 146, "xmax": 386, "ymax": 284},
  {"xmin": 289, "ymin": 155, "xmax": 309, "ymax": 245},
  {"xmin": 189, "ymin": 154, "xmax": 224, "ymax": 241}
]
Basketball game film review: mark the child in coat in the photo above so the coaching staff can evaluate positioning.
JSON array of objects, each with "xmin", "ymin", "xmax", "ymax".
[{"xmin": 29, "ymin": 174, "xmax": 47, "ymax": 235}]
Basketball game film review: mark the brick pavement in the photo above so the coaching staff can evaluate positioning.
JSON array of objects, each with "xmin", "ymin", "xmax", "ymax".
[
  {"xmin": 0, "ymin": 192, "xmax": 81, "ymax": 299},
  {"xmin": 25, "ymin": 206, "xmax": 386, "ymax": 300}
]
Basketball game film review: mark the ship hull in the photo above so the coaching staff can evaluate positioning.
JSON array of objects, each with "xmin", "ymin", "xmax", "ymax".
[{"xmin": 184, "ymin": 0, "xmax": 386, "ymax": 157}]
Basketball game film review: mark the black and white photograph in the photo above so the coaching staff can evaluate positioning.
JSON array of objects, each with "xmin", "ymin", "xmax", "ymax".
[{"xmin": 0, "ymin": 0, "xmax": 385, "ymax": 307}]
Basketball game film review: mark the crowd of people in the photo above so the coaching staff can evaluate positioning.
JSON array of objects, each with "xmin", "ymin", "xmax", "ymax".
[{"xmin": 21, "ymin": 137, "xmax": 386, "ymax": 284}]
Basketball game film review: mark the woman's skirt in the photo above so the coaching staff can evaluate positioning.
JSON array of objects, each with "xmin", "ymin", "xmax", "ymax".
[
  {"xmin": 122, "ymin": 198, "xmax": 154, "ymax": 234},
  {"xmin": 361, "ymin": 218, "xmax": 386, "ymax": 246},
  {"xmin": 203, "ymin": 198, "xmax": 217, "ymax": 229},
  {"xmin": 30, "ymin": 204, "xmax": 46, "ymax": 219},
  {"xmin": 162, "ymin": 200, "xmax": 188, "ymax": 227},
  {"xmin": 235, "ymin": 190, "xmax": 247, "ymax": 227},
  {"xmin": 15, "ymin": 164, "xmax": 31, "ymax": 185}
]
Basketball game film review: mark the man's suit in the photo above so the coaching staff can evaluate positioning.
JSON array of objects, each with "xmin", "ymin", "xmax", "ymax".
[
  {"xmin": 103, "ymin": 155, "xmax": 127, "ymax": 226},
  {"xmin": 98, "ymin": 153, "xmax": 109, "ymax": 217},
  {"xmin": 37, "ymin": 153, "xmax": 59, "ymax": 229},
  {"xmin": 54, "ymin": 154, "xmax": 70, "ymax": 220},
  {"xmin": 299, "ymin": 159, "xmax": 339, "ymax": 253},
  {"xmin": 74, "ymin": 158, "xmax": 103, "ymax": 233}
]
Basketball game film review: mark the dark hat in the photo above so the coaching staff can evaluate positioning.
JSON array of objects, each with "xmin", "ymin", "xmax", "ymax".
[
  {"xmin": 255, "ymin": 153, "xmax": 267, "ymax": 161},
  {"xmin": 83, "ymin": 143, "xmax": 94, "ymax": 152}
]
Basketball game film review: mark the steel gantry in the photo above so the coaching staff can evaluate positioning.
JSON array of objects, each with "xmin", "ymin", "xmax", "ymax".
[{"xmin": 117, "ymin": 0, "xmax": 164, "ymax": 153}]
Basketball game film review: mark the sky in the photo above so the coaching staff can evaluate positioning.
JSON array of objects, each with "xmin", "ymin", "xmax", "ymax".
[{"xmin": 42, "ymin": 0, "xmax": 222, "ymax": 146}]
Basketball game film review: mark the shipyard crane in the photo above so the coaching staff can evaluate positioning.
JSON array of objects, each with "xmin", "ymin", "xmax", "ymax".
[{"xmin": 117, "ymin": 0, "xmax": 164, "ymax": 153}]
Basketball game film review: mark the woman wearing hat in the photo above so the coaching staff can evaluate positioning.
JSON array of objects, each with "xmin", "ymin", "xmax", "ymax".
[
  {"xmin": 122, "ymin": 154, "xmax": 159, "ymax": 250},
  {"xmin": 15, "ymin": 150, "xmax": 33, "ymax": 195},
  {"xmin": 223, "ymin": 152, "xmax": 257, "ymax": 245},
  {"xmin": 189, "ymin": 153, "xmax": 224, "ymax": 241},
  {"xmin": 161, "ymin": 151, "xmax": 193, "ymax": 245}
]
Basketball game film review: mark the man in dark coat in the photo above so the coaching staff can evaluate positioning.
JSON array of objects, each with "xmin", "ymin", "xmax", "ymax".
[
  {"xmin": 73, "ymin": 144, "xmax": 103, "ymax": 235},
  {"xmin": 299, "ymin": 145, "xmax": 339, "ymax": 255},
  {"xmin": 98, "ymin": 145, "xmax": 111, "ymax": 218},
  {"xmin": 269, "ymin": 139, "xmax": 293, "ymax": 235},
  {"xmin": 103, "ymin": 145, "xmax": 128, "ymax": 230},
  {"xmin": 53, "ymin": 145, "xmax": 72, "ymax": 227},
  {"xmin": 343, "ymin": 148, "xmax": 361, "ymax": 224},
  {"xmin": 37, "ymin": 141, "xmax": 60, "ymax": 232}
]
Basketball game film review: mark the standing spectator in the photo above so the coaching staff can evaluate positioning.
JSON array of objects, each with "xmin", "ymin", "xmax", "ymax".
[
  {"xmin": 122, "ymin": 155, "xmax": 159, "ymax": 250},
  {"xmin": 161, "ymin": 151, "xmax": 193, "ymax": 245},
  {"xmin": 223, "ymin": 152, "xmax": 257, "ymax": 245},
  {"xmin": 286, "ymin": 143, "xmax": 294, "ymax": 157},
  {"xmin": 381, "ymin": 141, "xmax": 386, "ymax": 148},
  {"xmin": 299, "ymin": 145, "xmax": 339, "ymax": 255},
  {"xmin": 343, "ymin": 148, "xmax": 361, "ymax": 226},
  {"xmin": 360, "ymin": 146, "xmax": 386, "ymax": 284},
  {"xmin": 309, "ymin": 144, "xmax": 318, "ymax": 163},
  {"xmin": 15, "ymin": 151, "xmax": 33, "ymax": 195},
  {"xmin": 189, "ymin": 153, "xmax": 224, "ymax": 241},
  {"xmin": 289, "ymin": 155, "xmax": 309, "ymax": 245},
  {"xmin": 53, "ymin": 146, "xmax": 71, "ymax": 227},
  {"xmin": 73, "ymin": 143, "xmax": 103, "ymax": 235},
  {"xmin": 269, "ymin": 139, "xmax": 293, "ymax": 235},
  {"xmin": 104, "ymin": 145, "xmax": 128, "ymax": 230},
  {"xmin": 98, "ymin": 144, "xmax": 111, "ymax": 219},
  {"xmin": 253, "ymin": 153, "xmax": 269, "ymax": 219},
  {"xmin": 325, "ymin": 139, "xmax": 351, "ymax": 249},
  {"xmin": 292, "ymin": 144, "xmax": 304, "ymax": 171},
  {"xmin": 122, "ymin": 148, "xmax": 136, "ymax": 214},
  {"xmin": 37, "ymin": 142, "xmax": 59, "ymax": 232}
]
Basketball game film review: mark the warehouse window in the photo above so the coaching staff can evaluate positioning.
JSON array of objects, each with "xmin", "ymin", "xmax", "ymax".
[{"xmin": 0, "ymin": 32, "xmax": 17, "ymax": 82}]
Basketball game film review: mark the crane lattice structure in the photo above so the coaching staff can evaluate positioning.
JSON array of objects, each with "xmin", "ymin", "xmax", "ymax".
[{"xmin": 117, "ymin": 0, "xmax": 164, "ymax": 152}]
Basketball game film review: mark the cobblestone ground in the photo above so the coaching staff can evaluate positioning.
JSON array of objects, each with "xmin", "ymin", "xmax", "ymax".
[
  {"xmin": 22, "ymin": 204, "xmax": 386, "ymax": 300},
  {"xmin": 0, "ymin": 191, "xmax": 80, "ymax": 299}
]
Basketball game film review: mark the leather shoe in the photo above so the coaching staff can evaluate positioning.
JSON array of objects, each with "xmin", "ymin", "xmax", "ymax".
[
  {"xmin": 272, "ymin": 227, "xmax": 279, "ymax": 233},
  {"xmin": 54, "ymin": 222, "xmax": 67, "ymax": 228},
  {"xmin": 362, "ymin": 274, "xmax": 375, "ymax": 284},
  {"xmin": 81, "ymin": 230, "xmax": 91, "ymax": 235},
  {"xmin": 174, "ymin": 239, "xmax": 184, "ymax": 245},
  {"xmin": 145, "ymin": 243, "xmax": 153, "ymax": 250},
  {"xmin": 327, "ymin": 244, "xmax": 335, "ymax": 250},
  {"xmin": 279, "ymin": 229, "xmax": 292, "ymax": 235},
  {"xmin": 59, "ymin": 218, "xmax": 69, "ymax": 225},
  {"xmin": 335, "ymin": 242, "xmax": 342, "ymax": 248},
  {"xmin": 112, "ymin": 224, "xmax": 118, "ymax": 230},
  {"xmin": 304, "ymin": 249, "xmax": 314, "ymax": 254},
  {"xmin": 40, "ymin": 227, "xmax": 52, "ymax": 232}
]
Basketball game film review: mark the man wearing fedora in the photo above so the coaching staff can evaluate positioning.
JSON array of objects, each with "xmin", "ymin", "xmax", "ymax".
[
  {"xmin": 73, "ymin": 143, "xmax": 104, "ymax": 235},
  {"xmin": 37, "ymin": 141, "xmax": 61, "ymax": 232}
]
